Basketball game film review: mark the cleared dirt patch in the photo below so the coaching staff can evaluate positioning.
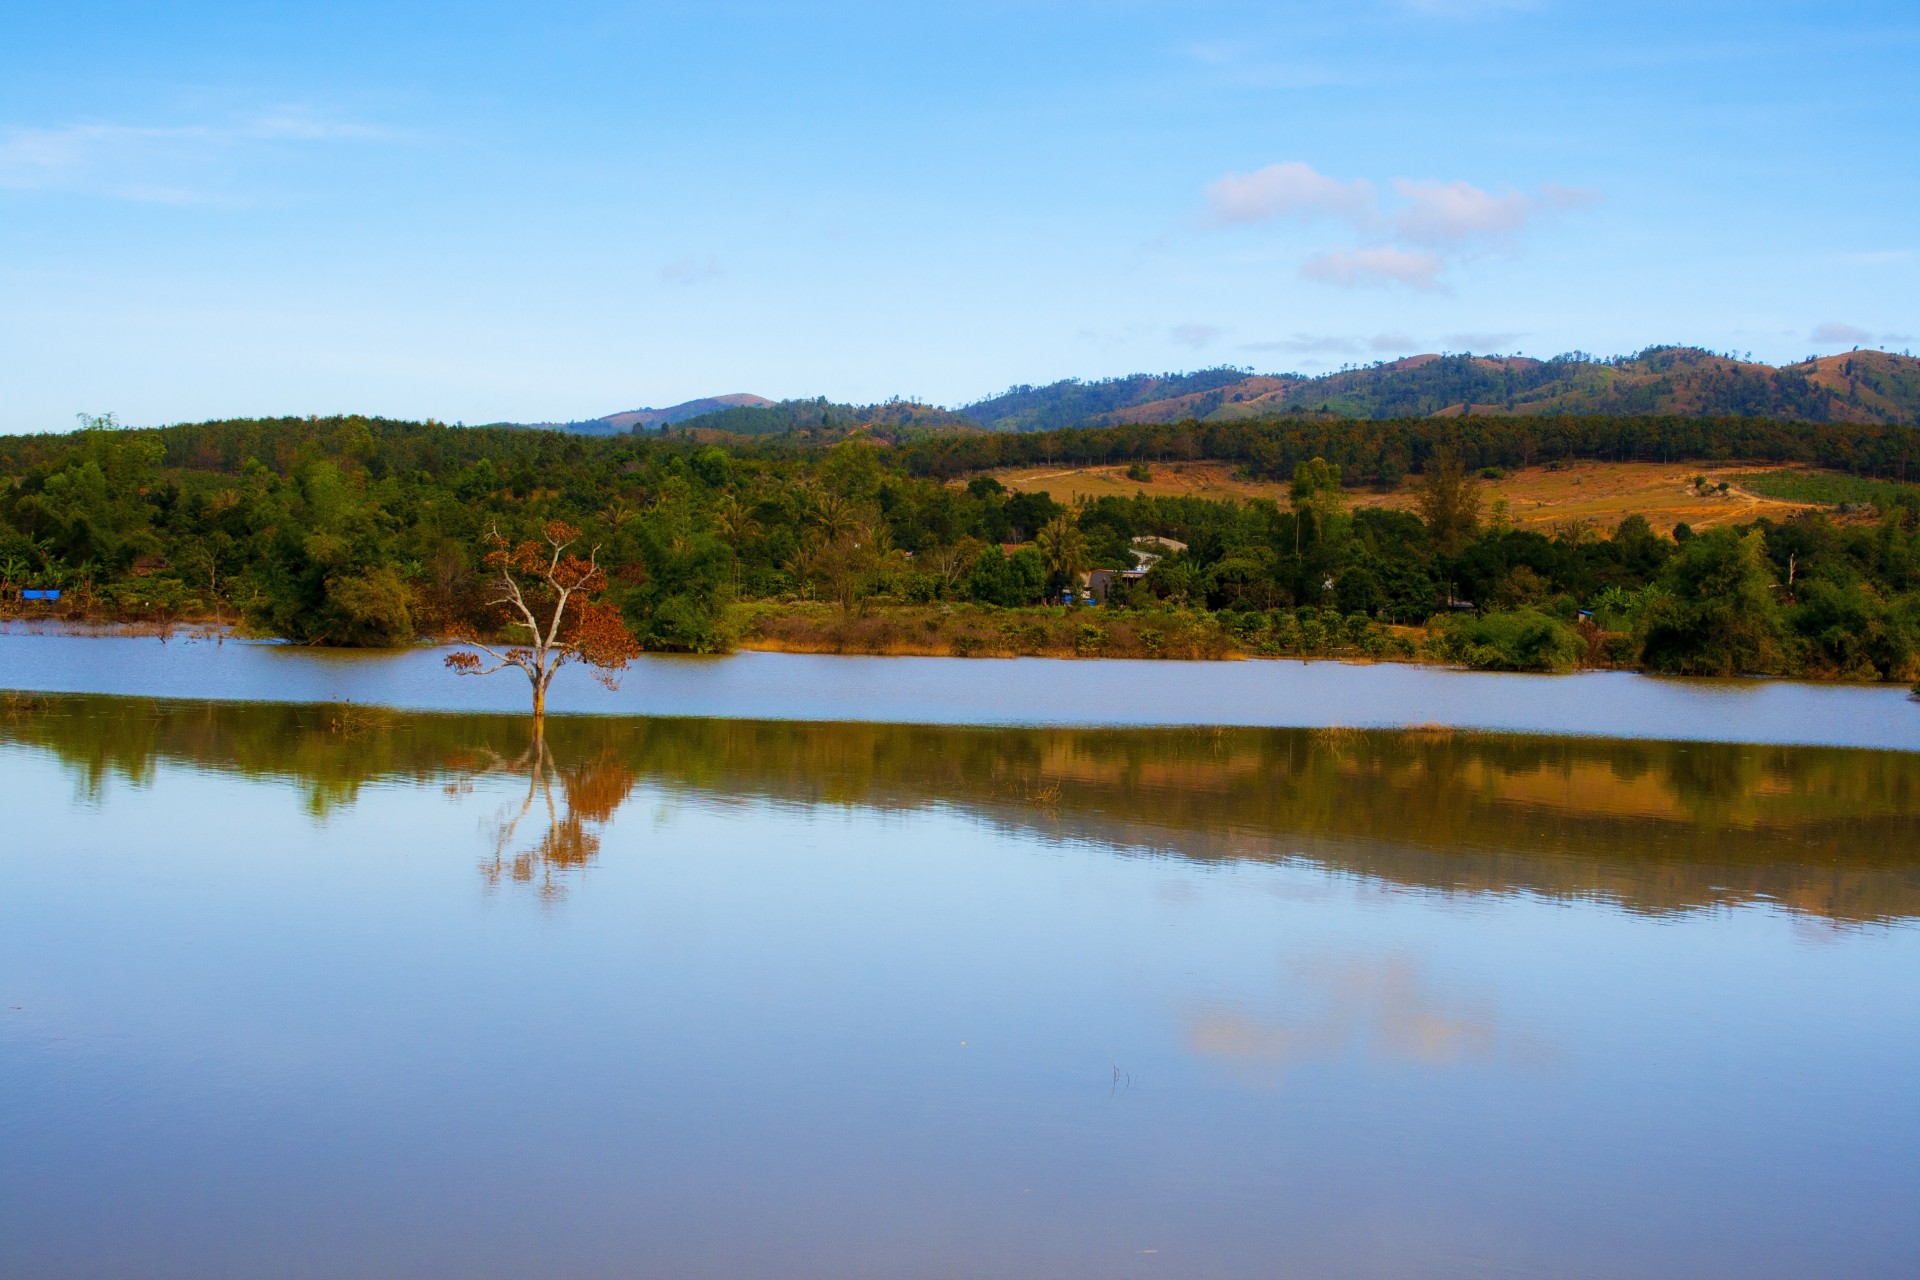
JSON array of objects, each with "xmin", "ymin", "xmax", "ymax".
[
  {"xmin": 980, "ymin": 460, "xmax": 1828, "ymax": 534},
  {"xmin": 1362, "ymin": 461, "xmax": 1822, "ymax": 534},
  {"xmin": 987, "ymin": 460, "xmax": 1290, "ymax": 504}
]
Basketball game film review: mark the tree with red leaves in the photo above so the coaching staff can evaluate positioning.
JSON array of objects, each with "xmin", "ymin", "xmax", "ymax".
[{"xmin": 444, "ymin": 521, "xmax": 641, "ymax": 728}]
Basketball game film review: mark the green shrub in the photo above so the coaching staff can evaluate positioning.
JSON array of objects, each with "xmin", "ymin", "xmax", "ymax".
[
  {"xmin": 1436, "ymin": 608, "xmax": 1585, "ymax": 672},
  {"xmin": 320, "ymin": 567, "xmax": 415, "ymax": 647}
]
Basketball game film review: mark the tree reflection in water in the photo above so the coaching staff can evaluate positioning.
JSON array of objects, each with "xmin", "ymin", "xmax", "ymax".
[
  {"xmin": 3, "ymin": 692, "xmax": 1917, "ymax": 923},
  {"xmin": 466, "ymin": 735, "xmax": 639, "ymax": 896}
]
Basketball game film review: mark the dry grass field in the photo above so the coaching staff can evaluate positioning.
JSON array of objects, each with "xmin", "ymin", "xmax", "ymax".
[{"xmin": 982, "ymin": 459, "xmax": 1829, "ymax": 534}]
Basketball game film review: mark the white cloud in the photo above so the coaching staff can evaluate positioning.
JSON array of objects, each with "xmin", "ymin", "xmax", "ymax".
[
  {"xmin": 1244, "ymin": 334, "xmax": 1362, "ymax": 356},
  {"xmin": 1300, "ymin": 247, "xmax": 1444, "ymax": 291},
  {"xmin": 1177, "ymin": 42, "xmax": 1361, "ymax": 90},
  {"xmin": 1242, "ymin": 332, "xmax": 1421, "ymax": 357},
  {"xmin": 1810, "ymin": 321, "xmax": 1873, "ymax": 345},
  {"xmin": 1390, "ymin": 180, "xmax": 1598, "ymax": 247},
  {"xmin": 1539, "ymin": 183, "xmax": 1604, "ymax": 211},
  {"xmin": 1206, "ymin": 161, "xmax": 1374, "ymax": 226},
  {"xmin": 1390, "ymin": 179, "xmax": 1533, "ymax": 246},
  {"xmin": 1444, "ymin": 331, "xmax": 1524, "ymax": 351},
  {"xmin": 0, "ymin": 110, "xmax": 394, "ymax": 201},
  {"xmin": 1171, "ymin": 322, "xmax": 1224, "ymax": 349},
  {"xmin": 1202, "ymin": 162, "xmax": 1598, "ymax": 292}
]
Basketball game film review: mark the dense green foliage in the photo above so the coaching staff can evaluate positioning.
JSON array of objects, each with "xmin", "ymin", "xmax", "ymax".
[
  {"xmin": 535, "ymin": 347, "xmax": 1920, "ymax": 443},
  {"xmin": 2, "ymin": 413, "xmax": 1917, "ymax": 680},
  {"xmin": 1732, "ymin": 469, "xmax": 1919, "ymax": 508},
  {"xmin": 670, "ymin": 396, "xmax": 977, "ymax": 438},
  {"xmin": 949, "ymin": 348, "xmax": 1920, "ymax": 430},
  {"xmin": 963, "ymin": 369, "xmax": 1252, "ymax": 432},
  {"xmin": 897, "ymin": 411, "xmax": 1920, "ymax": 485}
]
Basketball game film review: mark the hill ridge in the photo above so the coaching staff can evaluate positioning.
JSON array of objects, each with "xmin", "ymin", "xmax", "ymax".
[{"xmin": 512, "ymin": 346, "xmax": 1920, "ymax": 437}]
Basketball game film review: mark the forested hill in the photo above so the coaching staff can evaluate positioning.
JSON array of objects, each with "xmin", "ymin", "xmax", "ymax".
[
  {"xmin": 662, "ymin": 397, "xmax": 980, "ymax": 437},
  {"xmin": 486, "ymin": 347, "xmax": 1918, "ymax": 440},
  {"xmin": 4, "ymin": 410, "xmax": 1918, "ymax": 682},
  {"xmin": 962, "ymin": 370, "xmax": 1253, "ymax": 432},
  {"xmin": 961, "ymin": 348, "xmax": 1920, "ymax": 430}
]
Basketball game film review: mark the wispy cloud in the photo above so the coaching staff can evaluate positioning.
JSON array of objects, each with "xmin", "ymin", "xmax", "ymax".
[
  {"xmin": 1177, "ymin": 40, "xmax": 1363, "ymax": 90},
  {"xmin": 1206, "ymin": 161, "xmax": 1374, "ymax": 226},
  {"xmin": 1203, "ymin": 160, "xmax": 1598, "ymax": 291},
  {"xmin": 1444, "ymin": 330, "xmax": 1524, "ymax": 351},
  {"xmin": 1395, "ymin": 0, "xmax": 1539, "ymax": 17},
  {"xmin": 1810, "ymin": 321, "xmax": 1911, "ymax": 347},
  {"xmin": 1390, "ymin": 178, "xmax": 1535, "ymax": 246},
  {"xmin": 1244, "ymin": 334, "xmax": 1360, "ymax": 356},
  {"xmin": 659, "ymin": 255, "xmax": 724, "ymax": 286},
  {"xmin": 0, "ymin": 109, "xmax": 397, "ymax": 201},
  {"xmin": 1301, "ymin": 247, "xmax": 1445, "ymax": 291},
  {"xmin": 1185, "ymin": 955, "xmax": 1504, "ymax": 1081},
  {"xmin": 1242, "ymin": 332, "xmax": 1418, "ymax": 357},
  {"xmin": 1170, "ymin": 322, "xmax": 1224, "ymax": 349},
  {"xmin": 1811, "ymin": 321, "xmax": 1873, "ymax": 345}
]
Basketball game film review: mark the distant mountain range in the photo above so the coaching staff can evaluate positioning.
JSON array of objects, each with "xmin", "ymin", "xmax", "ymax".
[
  {"xmin": 514, "ymin": 347, "xmax": 1920, "ymax": 437},
  {"xmin": 493, "ymin": 393, "xmax": 776, "ymax": 436}
]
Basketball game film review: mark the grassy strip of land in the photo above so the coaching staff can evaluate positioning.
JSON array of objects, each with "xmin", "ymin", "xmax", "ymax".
[{"xmin": 1731, "ymin": 470, "xmax": 1920, "ymax": 508}]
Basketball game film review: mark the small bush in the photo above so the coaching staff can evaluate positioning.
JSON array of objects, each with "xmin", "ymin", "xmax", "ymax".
[{"xmin": 1434, "ymin": 608, "xmax": 1585, "ymax": 672}]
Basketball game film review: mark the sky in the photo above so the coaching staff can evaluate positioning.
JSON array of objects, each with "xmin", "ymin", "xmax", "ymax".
[{"xmin": 1, "ymin": 0, "xmax": 1916, "ymax": 431}]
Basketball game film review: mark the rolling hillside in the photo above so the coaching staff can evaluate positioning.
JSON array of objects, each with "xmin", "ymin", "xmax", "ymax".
[
  {"xmin": 597, "ymin": 394, "xmax": 774, "ymax": 431},
  {"xmin": 665, "ymin": 396, "xmax": 981, "ymax": 438},
  {"xmin": 513, "ymin": 346, "xmax": 1919, "ymax": 439},
  {"xmin": 961, "ymin": 347, "xmax": 1920, "ymax": 430}
]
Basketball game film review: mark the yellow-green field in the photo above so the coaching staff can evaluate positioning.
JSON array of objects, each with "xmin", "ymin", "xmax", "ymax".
[{"xmin": 980, "ymin": 460, "xmax": 1833, "ymax": 533}]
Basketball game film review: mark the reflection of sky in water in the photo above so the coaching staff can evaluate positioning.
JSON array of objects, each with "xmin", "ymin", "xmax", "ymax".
[
  {"xmin": 3, "ymin": 629, "xmax": 1919, "ymax": 748},
  {"xmin": 4, "ymin": 716, "xmax": 1920, "ymax": 1278},
  {"xmin": 1186, "ymin": 955, "xmax": 1503, "ymax": 1076}
]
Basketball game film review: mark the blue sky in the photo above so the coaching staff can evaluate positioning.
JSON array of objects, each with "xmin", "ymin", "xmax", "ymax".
[{"xmin": 2, "ymin": 1, "xmax": 1915, "ymax": 431}]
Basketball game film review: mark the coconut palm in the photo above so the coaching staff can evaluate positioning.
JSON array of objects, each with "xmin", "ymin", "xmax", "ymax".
[
  {"xmin": 1035, "ymin": 515, "xmax": 1090, "ymax": 601},
  {"xmin": 712, "ymin": 495, "xmax": 760, "ymax": 586},
  {"xmin": 813, "ymin": 492, "xmax": 858, "ymax": 541}
]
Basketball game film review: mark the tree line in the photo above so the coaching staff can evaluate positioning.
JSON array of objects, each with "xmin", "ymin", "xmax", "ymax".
[{"xmin": 1, "ymin": 412, "xmax": 1917, "ymax": 682}]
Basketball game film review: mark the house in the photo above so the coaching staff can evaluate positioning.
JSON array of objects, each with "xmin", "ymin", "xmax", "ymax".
[
  {"xmin": 1084, "ymin": 567, "xmax": 1149, "ymax": 604},
  {"xmin": 1128, "ymin": 534, "xmax": 1186, "ymax": 572}
]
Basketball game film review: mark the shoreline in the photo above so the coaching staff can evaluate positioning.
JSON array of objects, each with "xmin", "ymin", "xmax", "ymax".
[
  {"xmin": 0, "ymin": 611, "xmax": 1910, "ymax": 689},
  {"xmin": 1, "ymin": 628, "xmax": 1915, "ymax": 750}
]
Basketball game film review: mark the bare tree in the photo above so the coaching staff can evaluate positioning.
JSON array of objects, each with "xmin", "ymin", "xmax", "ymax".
[{"xmin": 445, "ymin": 521, "xmax": 640, "ymax": 729}]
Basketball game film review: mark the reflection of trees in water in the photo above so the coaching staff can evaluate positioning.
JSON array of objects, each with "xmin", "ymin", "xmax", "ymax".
[
  {"xmin": 3, "ymin": 693, "xmax": 1918, "ymax": 922},
  {"xmin": 468, "ymin": 737, "xmax": 638, "ymax": 897}
]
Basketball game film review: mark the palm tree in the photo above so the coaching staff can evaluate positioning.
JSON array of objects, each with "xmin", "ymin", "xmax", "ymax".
[
  {"xmin": 813, "ymin": 492, "xmax": 858, "ymax": 541},
  {"xmin": 712, "ymin": 494, "xmax": 761, "ymax": 590},
  {"xmin": 1035, "ymin": 515, "xmax": 1090, "ymax": 601}
]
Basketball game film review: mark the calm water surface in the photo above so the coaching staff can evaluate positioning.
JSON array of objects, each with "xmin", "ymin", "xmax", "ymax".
[
  {"xmin": 3, "ymin": 696, "xmax": 1918, "ymax": 1278},
  {"xmin": 2, "ymin": 628, "xmax": 1917, "ymax": 748}
]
